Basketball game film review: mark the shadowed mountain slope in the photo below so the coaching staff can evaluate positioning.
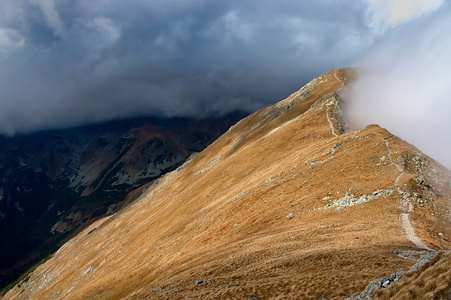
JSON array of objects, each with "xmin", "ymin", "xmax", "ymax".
[
  {"xmin": 0, "ymin": 114, "xmax": 244, "ymax": 292},
  {"xmin": 3, "ymin": 68, "xmax": 451, "ymax": 299}
]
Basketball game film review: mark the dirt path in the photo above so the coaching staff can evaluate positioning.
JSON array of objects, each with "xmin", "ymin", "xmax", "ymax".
[
  {"xmin": 326, "ymin": 68, "xmax": 347, "ymax": 137},
  {"xmin": 384, "ymin": 138, "xmax": 432, "ymax": 250},
  {"xmin": 326, "ymin": 104, "xmax": 338, "ymax": 137}
]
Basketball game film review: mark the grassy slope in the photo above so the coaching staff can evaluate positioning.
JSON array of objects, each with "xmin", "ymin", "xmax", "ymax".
[{"xmin": 4, "ymin": 68, "xmax": 451, "ymax": 300}]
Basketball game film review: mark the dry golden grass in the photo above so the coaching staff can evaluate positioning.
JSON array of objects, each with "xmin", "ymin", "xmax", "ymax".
[
  {"xmin": 374, "ymin": 251, "xmax": 451, "ymax": 300},
  {"xmin": 4, "ymin": 68, "xmax": 451, "ymax": 300}
]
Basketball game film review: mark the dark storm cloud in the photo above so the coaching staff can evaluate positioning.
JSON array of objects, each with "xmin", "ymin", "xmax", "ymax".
[
  {"xmin": 2, "ymin": 0, "xmax": 450, "ymax": 170},
  {"xmin": 0, "ymin": 0, "xmax": 373, "ymax": 134}
]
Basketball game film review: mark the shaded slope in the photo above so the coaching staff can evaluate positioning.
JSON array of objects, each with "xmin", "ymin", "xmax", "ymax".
[
  {"xmin": 0, "ymin": 114, "xmax": 244, "ymax": 292},
  {"xmin": 4, "ymin": 69, "xmax": 451, "ymax": 299}
]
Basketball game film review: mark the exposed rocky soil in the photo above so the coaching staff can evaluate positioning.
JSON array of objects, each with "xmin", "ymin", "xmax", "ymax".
[{"xmin": 3, "ymin": 68, "xmax": 450, "ymax": 299}]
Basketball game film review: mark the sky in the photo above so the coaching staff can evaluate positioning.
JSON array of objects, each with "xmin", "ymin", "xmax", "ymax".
[{"xmin": 0, "ymin": 0, "xmax": 450, "ymax": 167}]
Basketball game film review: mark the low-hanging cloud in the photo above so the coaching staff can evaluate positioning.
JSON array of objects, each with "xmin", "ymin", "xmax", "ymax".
[
  {"xmin": 0, "ymin": 0, "xmax": 450, "ymax": 170},
  {"xmin": 0, "ymin": 0, "xmax": 373, "ymax": 134},
  {"xmin": 342, "ymin": 2, "xmax": 451, "ymax": 169}
]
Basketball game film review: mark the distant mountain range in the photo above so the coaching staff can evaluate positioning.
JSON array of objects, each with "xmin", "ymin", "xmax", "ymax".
[{"xmin": 0, "ymin": 113, "xmax": 245, "ymax": 291}]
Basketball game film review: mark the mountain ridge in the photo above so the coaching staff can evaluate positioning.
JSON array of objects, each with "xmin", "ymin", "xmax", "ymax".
[{"xmin": 3, "ymin": 68, "xmax": 451, "ymax": 299}]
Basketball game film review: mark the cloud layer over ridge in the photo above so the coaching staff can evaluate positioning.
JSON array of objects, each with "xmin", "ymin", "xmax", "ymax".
[
  {"xmin": 0, "ymin": 0, "xmax": 372, "ymax": 133},
  {"xmin": 0, "ymin": 0, "xmax": 450, "ymax": 169}
]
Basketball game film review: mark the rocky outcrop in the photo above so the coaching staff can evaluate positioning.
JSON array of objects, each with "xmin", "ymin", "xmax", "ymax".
[
  {"xmin": 372, "ymin": 251, "xmax": 451, "ymax": 299},
  {"xmin": 347, "ymin": 268, "xmax": 405, "ymax": 300},
  {"xmin": 348, "ymin": 251, "xmax": 438, "ymax": 299}
]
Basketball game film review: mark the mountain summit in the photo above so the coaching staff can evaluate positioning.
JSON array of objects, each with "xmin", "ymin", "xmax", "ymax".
[{"xmin": 3, "ymin": 68, "xmax": 451, "ymax": 299}]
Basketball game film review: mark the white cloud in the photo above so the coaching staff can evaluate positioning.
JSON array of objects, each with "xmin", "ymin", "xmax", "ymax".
[
  {"xmin": 222, "ymin": 12, "xmax": 256, "ymax": 42},
  {"xmin": 0, "ymin": 1, "xmax": 28, "ymax": 54},
  {"xmin": 0, "ymin": 27, "xmax": 25, "ymax": 52},
  {"xmin": 77, "ymin": 17, "xmax": 122, "ymax": 47},
  {"xmin": 342, "ymin": 6, "xmax": 451, "ymax": 169},
  {"xmin": 366, "ymin": 0, "xmax": 444, "ymax": 32},
  {"xmin": 0, "ymin": 27, "xmax": 25, "ymax": 49},
  {"xmin": 33, "ymin": 0, "xmax": 66, "ymax": 37},
  {"xmin": 91, "ymin": 18, "xmax": 121, "ymax": 44}
]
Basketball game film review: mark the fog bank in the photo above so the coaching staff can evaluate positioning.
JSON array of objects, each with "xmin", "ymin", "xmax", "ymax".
[{"xmin": 342, "ymin": 3, "xmax": 451, "ymax": 169}]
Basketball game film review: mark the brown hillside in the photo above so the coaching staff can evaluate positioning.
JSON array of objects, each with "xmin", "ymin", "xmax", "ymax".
[{"xmin": 4, "ymin": 68, "xmax": 451, "ymax": 300}]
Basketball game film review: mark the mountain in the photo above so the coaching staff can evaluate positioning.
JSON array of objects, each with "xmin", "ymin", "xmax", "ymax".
[
  {"xmin": 3, "ymin": 68, "xmax": 451, "ymax": 299},
  {"xmin": 0, "ymin": 114, "xmax": 245, "ymax": 292}
]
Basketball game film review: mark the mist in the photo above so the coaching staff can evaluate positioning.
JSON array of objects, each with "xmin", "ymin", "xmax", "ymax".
[{"xmin": 342, "ymin": 2, "xmax": 451, "ymax": 169}]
